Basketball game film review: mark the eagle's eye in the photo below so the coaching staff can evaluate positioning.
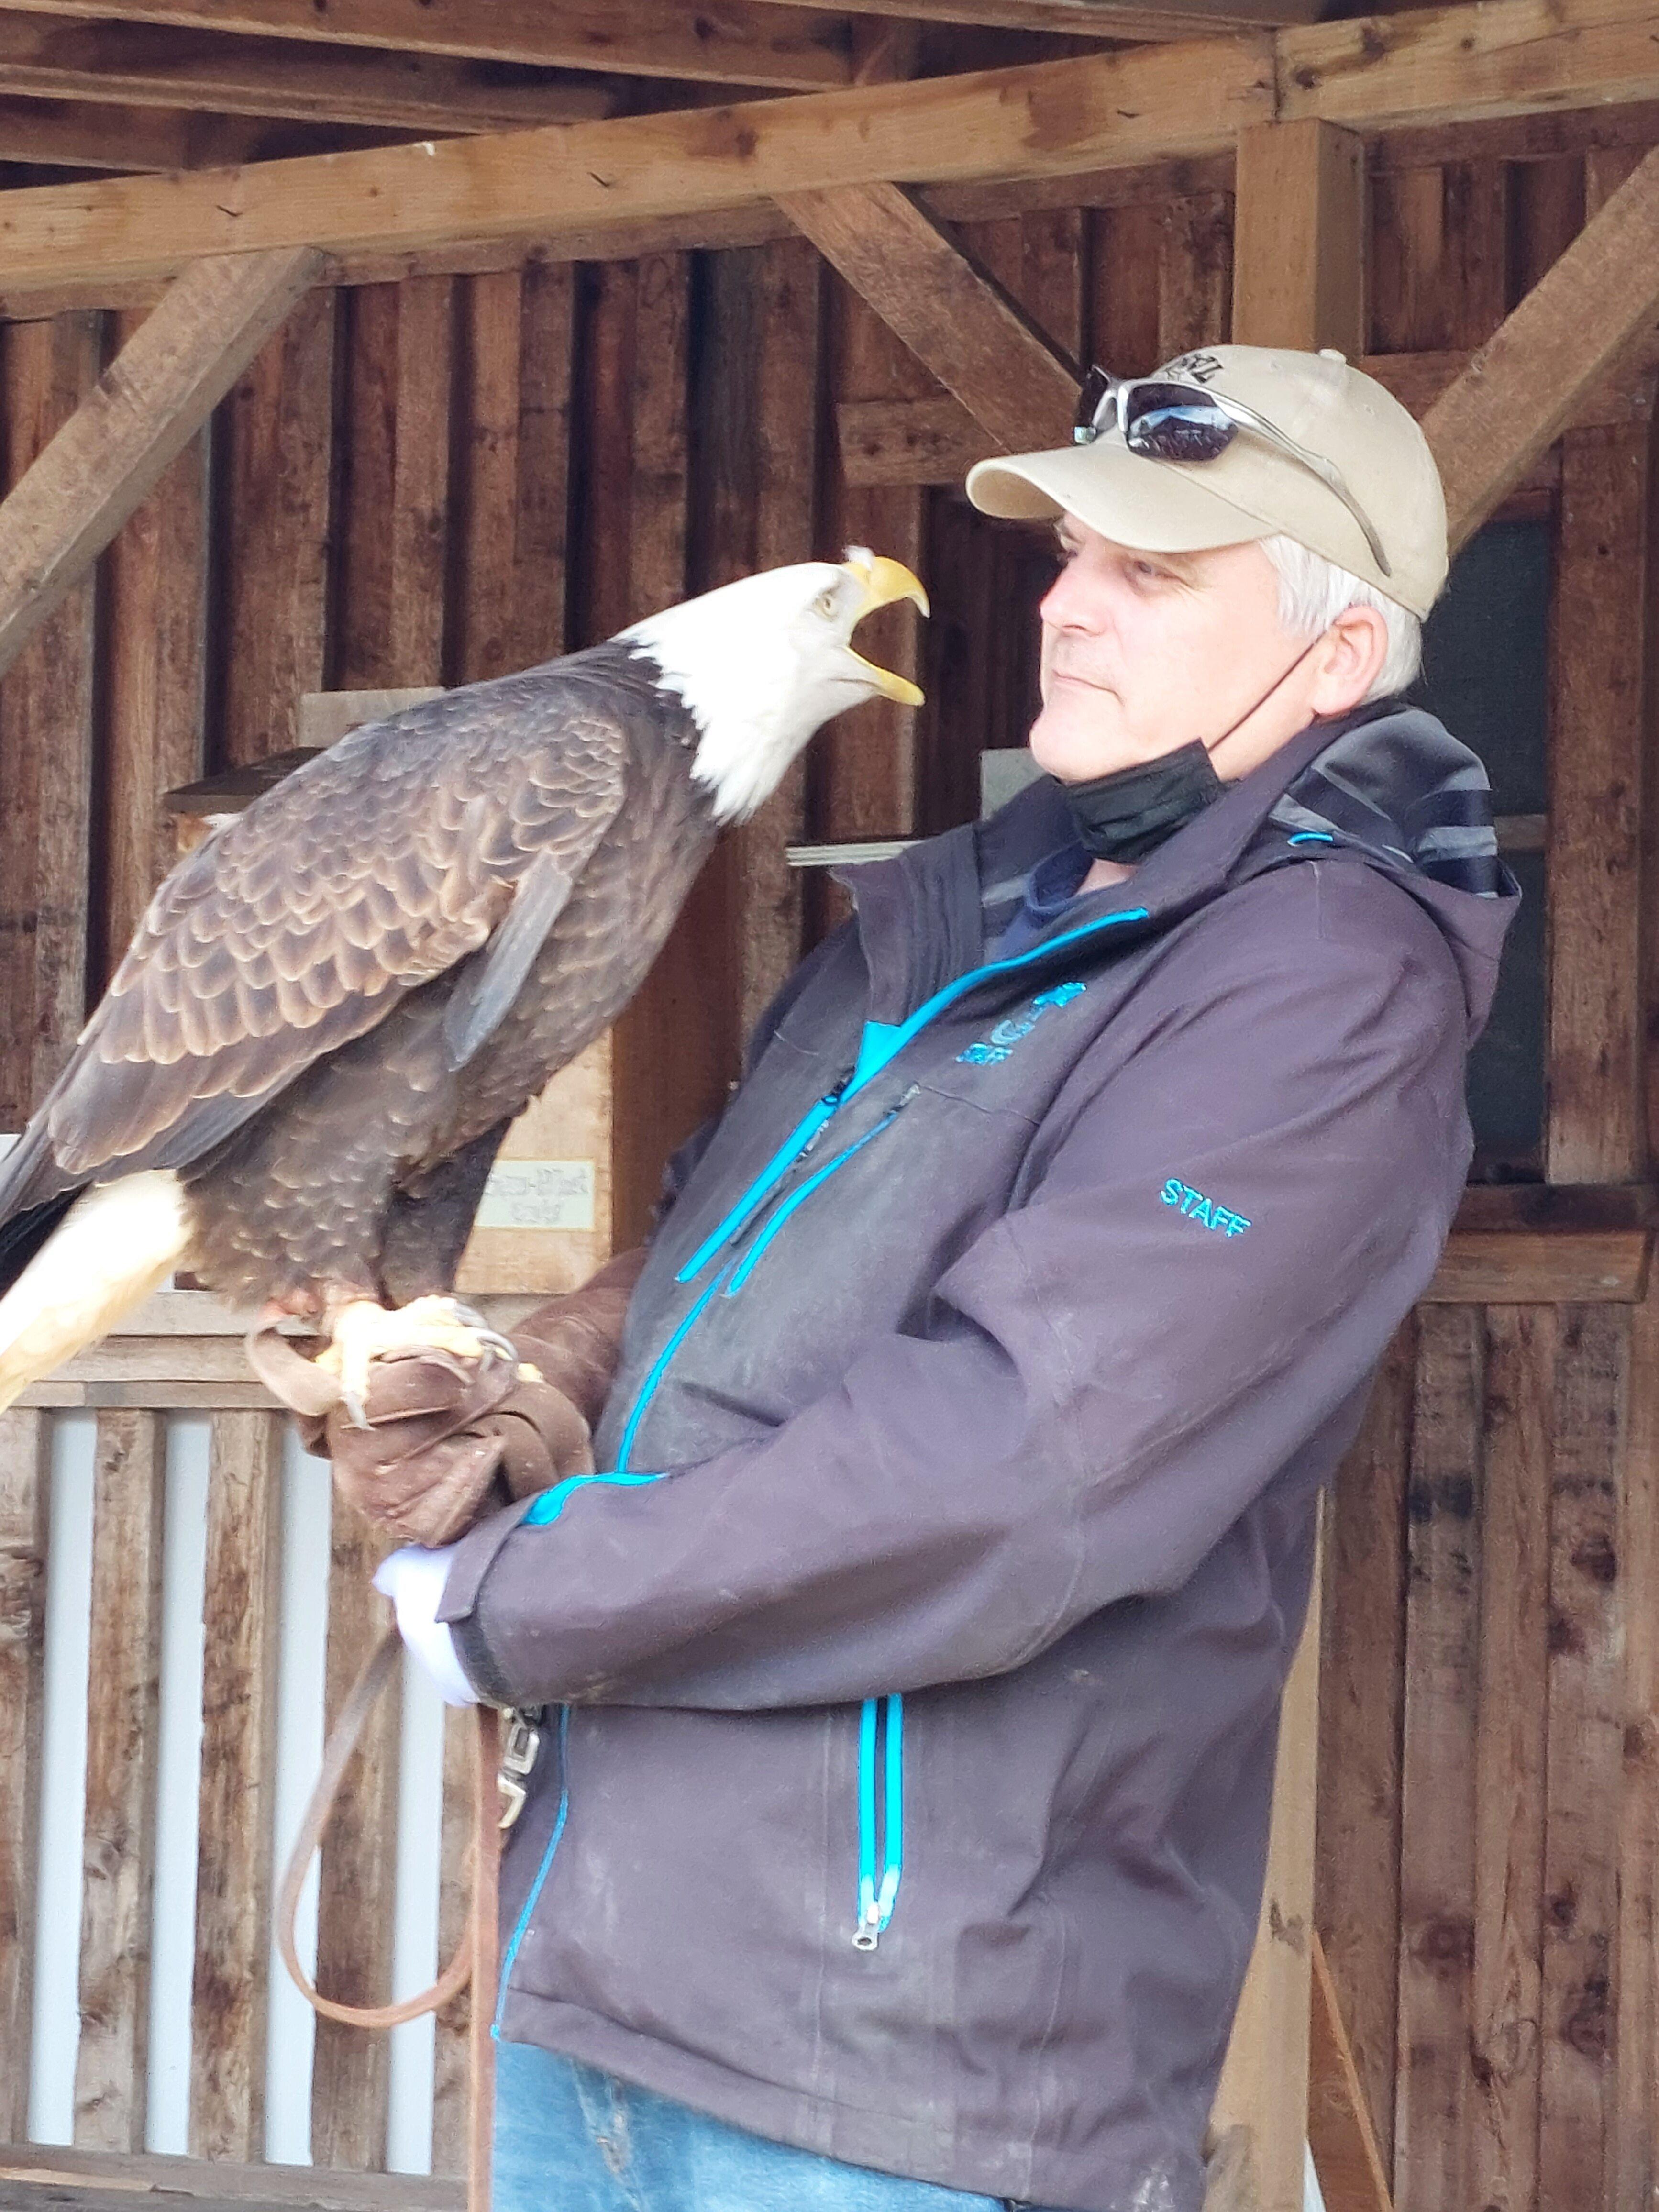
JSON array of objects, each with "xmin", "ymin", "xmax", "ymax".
[{"xmin": 813, "ymin": 586, "xmax": 839, "ymax": 619}]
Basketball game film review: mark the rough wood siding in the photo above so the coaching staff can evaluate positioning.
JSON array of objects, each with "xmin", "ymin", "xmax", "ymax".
[{"xmin": 0, "ymin": 122, "xmax": 1656, "ymax": 2198}]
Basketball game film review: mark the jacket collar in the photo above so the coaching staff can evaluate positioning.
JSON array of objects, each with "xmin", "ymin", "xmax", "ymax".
[{"xmin": 842, "ymin": 703, "xmax": 1516, "ymax": 1032}]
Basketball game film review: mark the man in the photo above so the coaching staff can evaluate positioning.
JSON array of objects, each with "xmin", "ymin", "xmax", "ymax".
[{"xmin": 338, "ymin": 345, "xmax": 1515, "ymax": 2212}]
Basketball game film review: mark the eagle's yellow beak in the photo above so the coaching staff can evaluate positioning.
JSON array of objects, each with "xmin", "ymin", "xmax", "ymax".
[{"xmin": 843, "ymin": 551, "xmax": 929, "ymax": 707}]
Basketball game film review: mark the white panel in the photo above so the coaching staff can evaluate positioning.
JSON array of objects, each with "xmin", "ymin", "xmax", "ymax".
[
  {"xmin": 264, "ymin": 1426, "xmax": 333, "ymax": 2166},
  {"xmin": 387, "ymin": 1648, "xmax": 445, "ymax": 2175},
  {"xmin": 28, "ymin": 1412, "xmax": 96, "ymax": 2143},
  {"xmin": 145, "ymin": 1416, "xmax": 210, "ymax": 2156}
]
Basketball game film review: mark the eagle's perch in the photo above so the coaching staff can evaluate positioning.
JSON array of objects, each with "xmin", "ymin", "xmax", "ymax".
[{"xmin": 0, "ymin": 549, "xmax": 927, "ymax": 1416}]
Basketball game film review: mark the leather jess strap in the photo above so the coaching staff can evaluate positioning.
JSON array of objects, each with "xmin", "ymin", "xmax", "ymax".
[{"xmin": 276, "ymin": 1624, "xmax": 483, "ymax": 2030}]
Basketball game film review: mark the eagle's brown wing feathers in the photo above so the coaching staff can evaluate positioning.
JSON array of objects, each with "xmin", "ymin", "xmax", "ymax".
[{"xmin": 40, "ymin": 681, "xmax": 627, "ymax": 1183}]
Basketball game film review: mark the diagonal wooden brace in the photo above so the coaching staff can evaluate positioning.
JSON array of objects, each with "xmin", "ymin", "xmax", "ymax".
[
  {"xmin": 1425, "ymin": 140, "xmax": 1659, "ymax": 553},
  {"xmin": 779, "ymin": 180, "xmax": 1081, "ymax": 455},
  {"xmin": 0, "ymin": 242, "xmax": 322, "ymax": 684}
]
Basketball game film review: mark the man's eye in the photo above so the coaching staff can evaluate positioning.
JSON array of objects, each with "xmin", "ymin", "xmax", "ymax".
[{"xmin": 1130, "ymin": 560, "xmax": 1172, "ymax": 585}]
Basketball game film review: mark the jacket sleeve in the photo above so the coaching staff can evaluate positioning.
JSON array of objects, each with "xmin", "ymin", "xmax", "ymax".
[{"xmin": 441, "ymin": 878, "xmax": 1471, "ymax": 1709}]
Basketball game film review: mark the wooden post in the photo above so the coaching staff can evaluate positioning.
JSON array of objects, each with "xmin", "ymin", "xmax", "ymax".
[
  {"xmin": 74, "ymin": 1410, "xmax": 166, "ymax": 2151},
  {"xmin": 1207, "ymin": 116, "xmax": 1367, "ymax": 2212},
  {"xmin": 189, "ymin": 1410, "xmax": 283, "ymax": 2162},
  {"xmin": 1231, "ymin": 121, "xmax": 1365, "ymax": 356}
]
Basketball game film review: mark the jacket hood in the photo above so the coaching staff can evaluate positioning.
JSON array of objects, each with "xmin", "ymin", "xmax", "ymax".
[{"xmin": 966, "ymin": 700, "xmax": 1518, "ymax": 1041}]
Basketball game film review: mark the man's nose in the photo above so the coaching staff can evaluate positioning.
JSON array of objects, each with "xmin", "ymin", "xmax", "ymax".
[{"xmin": 1039, "ymin": 561, "xmax": 1102, "ymax": 632}]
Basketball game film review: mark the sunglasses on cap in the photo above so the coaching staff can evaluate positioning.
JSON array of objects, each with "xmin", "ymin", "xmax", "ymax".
[{"xmin": 1071, "ymin": 366, "xmax": 1391, "ymax": 581}]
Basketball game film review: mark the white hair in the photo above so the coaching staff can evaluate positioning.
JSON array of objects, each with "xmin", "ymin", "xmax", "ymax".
[{"xmin": 1261, "ymin": 535, "xmax": 1422, "ymax": 701}]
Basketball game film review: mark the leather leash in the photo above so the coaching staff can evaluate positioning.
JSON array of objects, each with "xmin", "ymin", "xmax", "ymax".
[{"xmin": 276, "ymin": 1624, "xmax": 504, "ymax": 2211}]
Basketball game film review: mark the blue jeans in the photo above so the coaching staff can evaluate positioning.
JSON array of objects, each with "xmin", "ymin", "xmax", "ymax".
[{"xmin": 493, "ymin": 2041, "xmax": 1022, "ymax": 2212}]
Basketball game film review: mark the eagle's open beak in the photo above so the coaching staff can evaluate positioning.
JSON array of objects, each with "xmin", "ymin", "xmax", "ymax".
[{"xmin": 843, "ymin": 552, "xmax": 929, "ymax": 707}]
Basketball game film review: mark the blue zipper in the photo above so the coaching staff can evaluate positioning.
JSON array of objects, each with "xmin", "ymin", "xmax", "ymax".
[
  {"xmin": 852, "ymin": 1692, "xmax": 904, "ymax": 1950},
  {"xmin": 674, "ymin": 906, "xmax": 1150, "ymax": 1289},
  {"xmin": 723, "ymin": 1096, "xmax": 911, "ymax": 1297},
  {"xmin": 493, "ymin": 1704, "xmax": 571, "ymax": 2038}
]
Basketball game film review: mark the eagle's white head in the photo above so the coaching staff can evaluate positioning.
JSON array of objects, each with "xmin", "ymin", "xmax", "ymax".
[{"xmin": 621, "ymin": 549, "xmax": 930, "ymax": 823}]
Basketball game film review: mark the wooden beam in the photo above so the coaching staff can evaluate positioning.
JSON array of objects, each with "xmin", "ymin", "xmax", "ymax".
[
  {"xmin": 780, "ymin": 181, "xmax": 1079, "ymax": 451},
  {"xmin": 0, "ymin": 243, "xmax": 320, "ymax": 685},
  {"xmin": 0, "ymin": 0, "xmax": 859, "ymax": 93},
  {"xmin": 6, "ymin": 0, "xmax": 1659, "ymax": 309},
  {"xmin": 0, "ymin": 96, "xmax": 417, "ymax": 173},
  {"xmin": 1231, "ymin": 120, "xmax": 1364, "ymax": 353},
  {"xmin": 0, "ymin": 10, "xmax": 619, "ymax": 133},
  {"xmin": 778, "ymin": 0, "xmax": 1319, "ymax": 25},
  {"xmin": 1424, "ymin": 141, "xmax": 1659, "ymax": 548},
  {"xmin": 1280, "ymin": 0, "xmax": 1659, "ymax": 135},
  {"xmin": 0, "ymin": 48, "xmax": 1279, "ymax": 301}
]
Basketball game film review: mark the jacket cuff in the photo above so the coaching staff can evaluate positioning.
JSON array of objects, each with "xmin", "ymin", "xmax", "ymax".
[{"xmin": 436, "ymin": 1493, "xmax": 537, "ymax": 1708}]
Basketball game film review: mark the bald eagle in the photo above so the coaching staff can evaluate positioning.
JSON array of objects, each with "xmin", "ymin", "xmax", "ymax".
[{"xmin": 0, "ymin": 551, "xmax": 927, "ymax": 1416}]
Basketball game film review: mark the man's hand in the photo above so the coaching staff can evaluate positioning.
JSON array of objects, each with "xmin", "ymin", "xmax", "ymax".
[{"xmin": 313, "ymin": 1246, "xmax": 649, "ymax": 1548}]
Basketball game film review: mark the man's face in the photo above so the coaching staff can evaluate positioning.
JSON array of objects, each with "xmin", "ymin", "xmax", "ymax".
[{"xmin": 1029, "ymin": 516, "xmax": 1307, "ymax": 785}]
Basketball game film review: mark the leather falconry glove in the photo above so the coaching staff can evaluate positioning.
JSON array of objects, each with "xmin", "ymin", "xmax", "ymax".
[{"xmin": 305, "ymin": 1246, "xmax": 649, "ymax": 1550}]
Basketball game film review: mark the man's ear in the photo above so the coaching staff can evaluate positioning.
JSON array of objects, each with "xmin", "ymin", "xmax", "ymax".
[{"xmin": 1308, "ymin": 603, "xmax": 1390, "ymax": 715}]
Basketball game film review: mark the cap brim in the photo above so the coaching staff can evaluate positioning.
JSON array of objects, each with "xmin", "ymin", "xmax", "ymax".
[{"xmin": 966, "ymin": 442, "xmax": 1277, "ymax": 555}]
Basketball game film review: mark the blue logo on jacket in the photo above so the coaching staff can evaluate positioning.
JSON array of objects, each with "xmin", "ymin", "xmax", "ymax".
[
  {"xmin": 1162, "ymin": 1178, "xmax": 1251, "ymax": 1236},
  {"xmin": 957, "ymin": 981, "xmax": 1087, "ymax": 1066}
]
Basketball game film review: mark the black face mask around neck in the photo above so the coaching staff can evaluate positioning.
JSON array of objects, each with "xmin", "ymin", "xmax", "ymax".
[{"xmin": 1060, "ymin": 740, "xmax": 1224, "ymax": 863}]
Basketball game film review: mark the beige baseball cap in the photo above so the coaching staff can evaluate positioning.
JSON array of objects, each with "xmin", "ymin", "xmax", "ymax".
[{"xmin": 965, "ymin": 345, "xmax": 1447, "ymax": 619}]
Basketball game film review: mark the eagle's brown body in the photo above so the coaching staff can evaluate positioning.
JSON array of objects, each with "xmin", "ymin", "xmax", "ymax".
[{"xmin": 0, "ymin": 644, "xmax": 714, "ymax": 1317}]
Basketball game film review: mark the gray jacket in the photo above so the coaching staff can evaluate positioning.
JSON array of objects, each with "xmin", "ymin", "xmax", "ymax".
[{"xmin": 442, "ymin": 705, "xmax": 1516, "ymax": 2212}]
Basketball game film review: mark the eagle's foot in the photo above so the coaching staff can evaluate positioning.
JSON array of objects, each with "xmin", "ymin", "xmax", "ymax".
[{"xmin": 316, "ymin": 1295, "xmax": 518, "ymax": 1427}]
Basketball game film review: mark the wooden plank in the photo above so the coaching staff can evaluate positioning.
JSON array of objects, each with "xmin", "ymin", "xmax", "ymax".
[
  {"xmin": 0, "ymin": 1405, "xmax": 48, "ymax": 2145},
  {"xmin": 1210, "ymin": 1521, "xmax": 1323, "ymax": 2212},
  {"xmin": 310, "ymin": 1514, "xmax": 398, "ymax": 2168},
  {"xmin": 1231, "ymin": 121, "xmax": 1363, "ymax": 352},
  {"xmin": 99, "ymin": 304, "xmax": 206, "ymax": 990},
  {"xmin": 1317, "ymin": 1320, "xmax": 1413, "ymax": 2175},
  {"xmin": 0, "ymin": 0, "xmax": 857, "ymax": 92},
  {"xmin": 0, "ymin": 47, "xmax": 1278, "ymax": 301},
  {"xmin": 0, "ymin": 310, "xmax": 102, "ymax": 1124},
  {"xmin": 215, "ymin": 283, "xmax": 335, "ymax": 767},
  {"xmin": 1157, "ymin": 189, "xmax": 1233, "ymax": 357},
  {"xmin": 73, "ymin": 1410, "xmax": 166, "ymax": 2153},
  {"xmin": 1469, "ymin": 1306, "xmax": 1552, "ymax": 2212},
  {"xmin": 1616, "ymin": 1284, "xmax": 1659, "ymax": 2212},
  {"xmin": 779, "ymin": 0, "xmax": 1316, "ymax": 22},
  {"xmin": 450, "ymin": 262, "xmax": 574, "ymax": 684},
  {"xmin": 0, "ymin": 12, "xmax": 619, "ymax": 133},
  {"xmin": 1537, "ymin": 1306, "xmax": 1627, "ymax": 2210},
  {"xmin": 0, "ymin": 247, "xmax": 319, "ymax": 689},
  {"xmin": 700, "ymin": 237, "xmax": 824, "ymax": 1041},
  {"xmin": 1394, "ymin": 1303, "xmax": 1483, "ymax": 2212},
  {"xmin": 189, "ymin": 1411, "xmax": 282, "ymax": 2162},
  {"xmin": 1423, "ymin": 143, "xmax": 1659, "ymax": 551},
  {"xmin": 1422, "ymin": 1230, "xmax": 1650, "ymax": 1305},
  {"xmin": 605, "ymin": 253, "xmax": 712, "ymax": 1250},
  {"xmin": 1308, "ymin": 1931, "xmax": 1394, "ymax": 2212},
  {"xmin": 336, "ymin": 276, "xmax": 453, "ymax": 690},
  {"xmin": 1544, "ymin": 420, "xmax": 1648, "ymax": 1184},
  {"xmin": 0, "ymin": 2144, "xmax": 463, "ymax": 2207},
  {"xmin": 779, "ymin": 181, "xmax": 1079, "ymax": 453}
]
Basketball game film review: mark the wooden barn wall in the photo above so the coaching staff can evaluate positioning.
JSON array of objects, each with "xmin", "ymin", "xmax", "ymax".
[{"xmin": 1, "ymin": 113, "xmax": 1658, "ymax": 2205}]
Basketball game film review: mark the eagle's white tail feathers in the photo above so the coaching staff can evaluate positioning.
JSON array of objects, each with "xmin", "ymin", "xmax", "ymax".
[{"xmin": 0, "ymin": 1172, "xmax": 191, "ymax": 1414}]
